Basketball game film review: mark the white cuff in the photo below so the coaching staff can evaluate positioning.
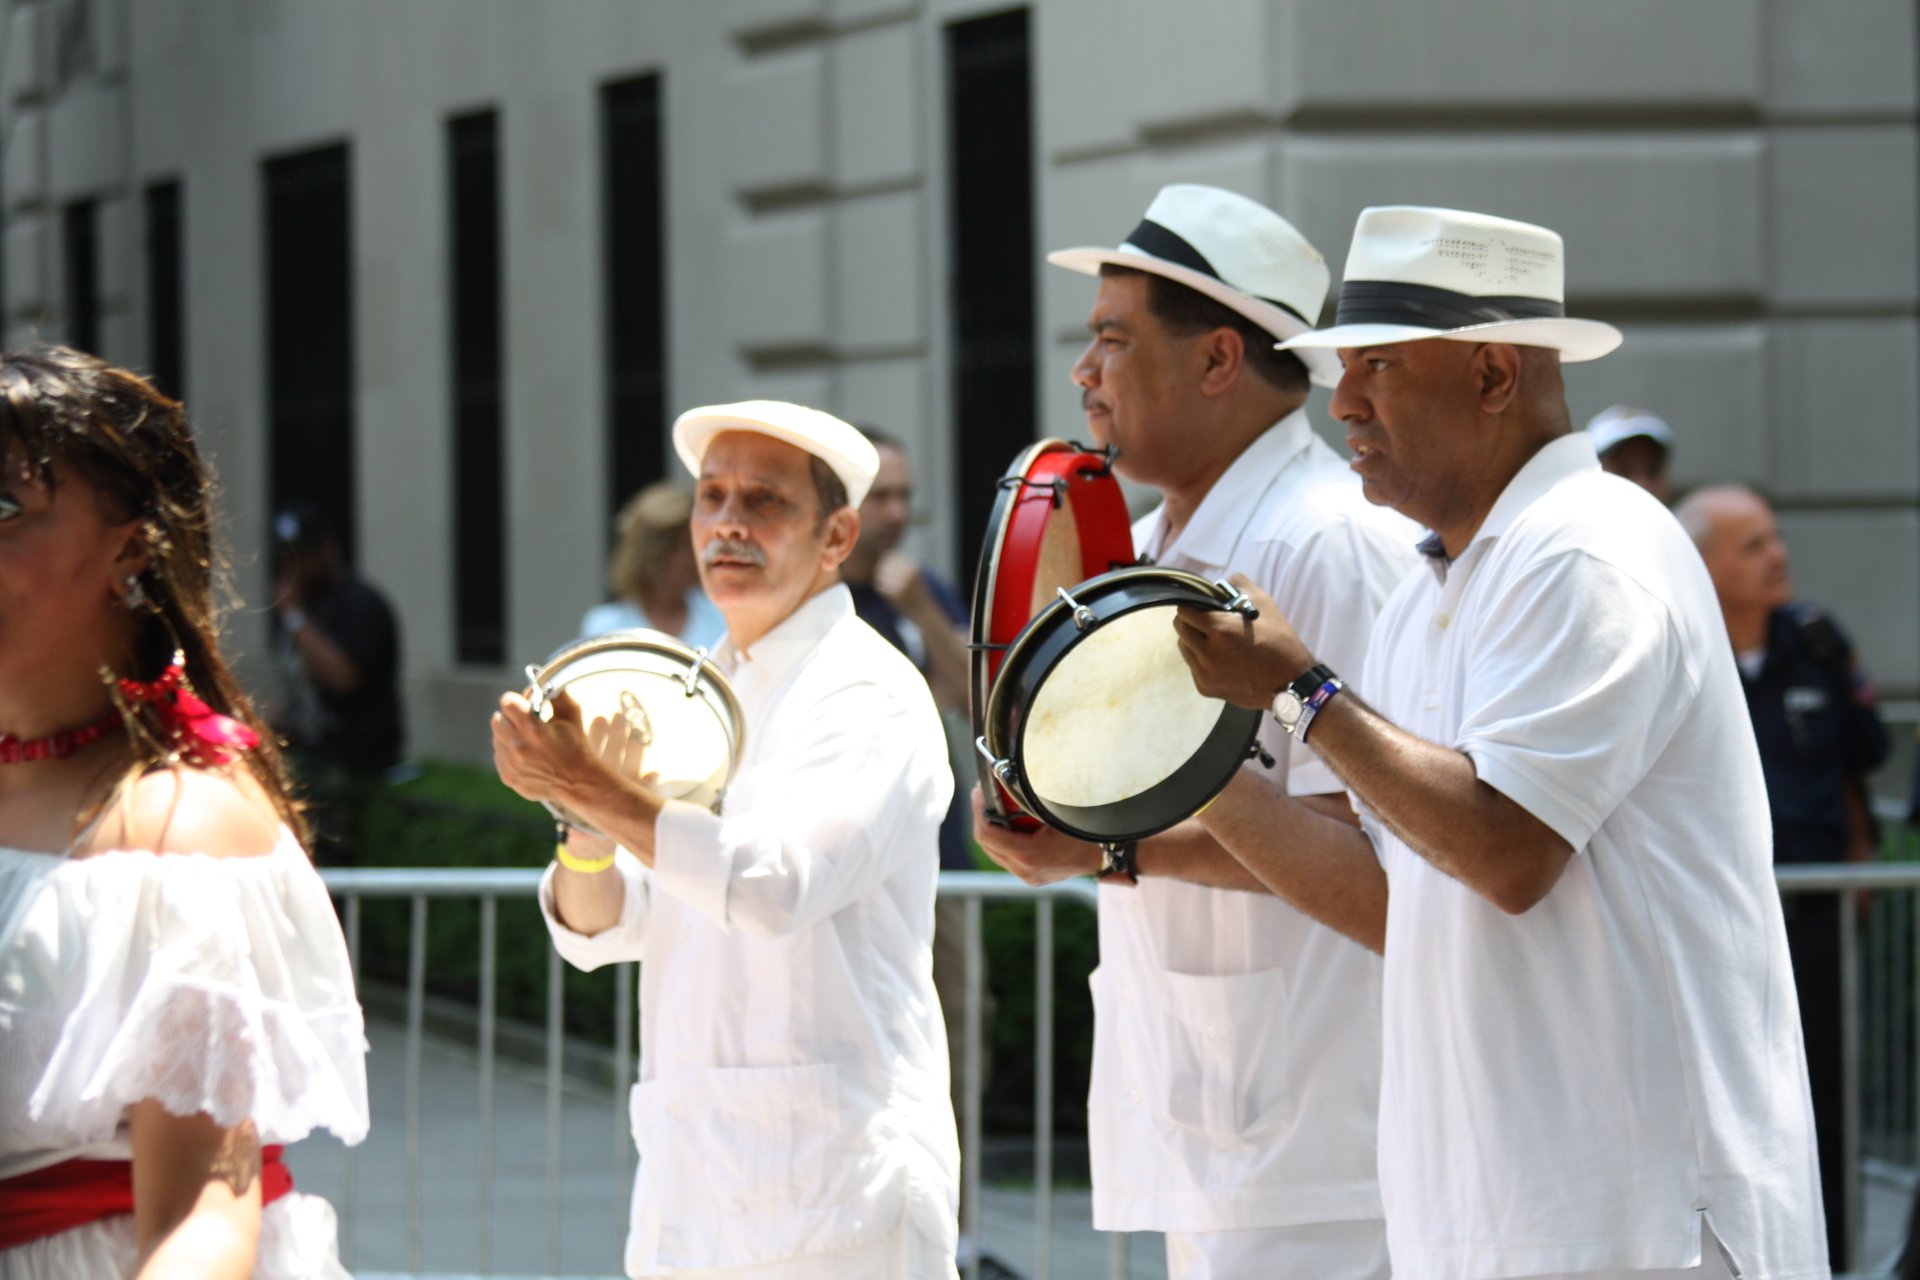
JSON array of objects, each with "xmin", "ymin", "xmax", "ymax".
[
  {"xmin": 539, "ymin": 849, "xmax": 649, "ymax": 970},
  {"xmin": 652, "ymin": 799, "xmax": 735, "ymax": 929}
]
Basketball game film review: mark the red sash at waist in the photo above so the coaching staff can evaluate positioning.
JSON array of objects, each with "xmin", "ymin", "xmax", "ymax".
[{"xmin": 0, "ymin": 1144, "xmax": 291, "ymax": 1251}]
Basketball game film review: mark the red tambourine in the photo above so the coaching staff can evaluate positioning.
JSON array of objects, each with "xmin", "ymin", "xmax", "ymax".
[{"xmin": 969, "ymin": 439, "xmax": 1135, "ymax": 829}]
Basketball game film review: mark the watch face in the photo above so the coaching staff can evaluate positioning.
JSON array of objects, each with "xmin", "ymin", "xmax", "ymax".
[{"xmin": 1274, "ymin": 690, "xmax": 1305, "ymax": 727}]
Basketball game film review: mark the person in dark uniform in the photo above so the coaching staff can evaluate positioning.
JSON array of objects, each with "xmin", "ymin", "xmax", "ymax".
[
  {"xmin": 271, "ymin": 503, "xmax": 405, "ymax": 861},
  {"xmin": 1679, "ymin": 482, "xmax": 1889, "ymax": 1271}
]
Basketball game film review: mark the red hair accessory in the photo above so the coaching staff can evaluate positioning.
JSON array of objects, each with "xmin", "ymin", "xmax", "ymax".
[{"xmin": 114, "ymin": 651, "xmax": 261, "ymax": 766}]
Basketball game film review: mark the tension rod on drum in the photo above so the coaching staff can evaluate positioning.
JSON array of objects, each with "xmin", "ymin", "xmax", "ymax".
[
  {"xmin": 679, "ymin": 647, "xmax": 710, "ymax": 698},
  {"xmin": 1055, "ymin": 585, "xmax": 1096, "ymax": 631},
  {"xmin": 974, "ymin": 737, "xmax": 1017, "ymax": 788},
  {"xmin": 525, "ymin": 665, "xmax": 551, "ymax": 718},
  {"xmin": 997, "ymin": 473, "xmax": 1071, "ymax": 509},
  {"xmin": 1215, "ymin": 580, "xmax": 1259, "ymax": 619}
]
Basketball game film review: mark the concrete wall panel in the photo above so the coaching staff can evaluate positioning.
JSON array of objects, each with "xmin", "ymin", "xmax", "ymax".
[
  {"xmin": 1776, "ymin": 509, "xmax": 1920, "ymax": 694},
  {"xmin": 1279, "ymin": 0, "xmax": 1758, "ymax": 115},
  {"xmin": 834, "ymin": 189, "xmax": 924, "ymax": 350},
  {"xmin": 1769, "ymin": 127, "xmax": 1920, "ymax": 310},
  {"xmin": 6, "ymin": 4, "xmax": 46, "ymax": 105},
  {"xmin": 48, "ymin": 86, "xmax": 126, "ymax": 198},
  {"xmin": 1766, "ymin": 0, "xmax": 1919, "ymax": 119},
  {"xmin": 1558, "ymin": 323, "xmax": 1769, "ymax": 490},
  {"xmin": 1768, "ymin": 319, "xmax": 1920, "ymax": 501},
  {"xmin": 832, "ymin": 0, "xmax": 918, "ymax": 26},
  {"xmin": 727, "ymin": 48, "xmax": 829, "ymax": 198},
  {"xmin": 1280, "ymin": 133, "xmax": 1766, "ymax": 304},
  {"xmin": 1040, "ymin": 155, "xmax": 1158, "ymax": 340},
  {"xmin": 1135, "ymin": 0, "xmax": 1274, "ymax": 135},
  {"xmin": 726, "ymin": 209, "xmax": 832, "ymax": 354},
  {"xmin": 725, "ymin": 0, "xmax": 828, "ymax": 43},
  {"xmin": 93, "ymin": 193, "xmax": 130, "ymax": 302},
  {"xmin": 1035, "ymin": 0, "xmax": 1136, "ymax": 158},
  {"xmin": 4, "ymin": 110, "xmax": 46, "ymax": 209},
  {"xmin": 833, "ymin": 22, "xmax": 919, "ymax": 188},
  {"xmin": 4, "ymin": 219, "xmax": 51, "ymax": 317}
]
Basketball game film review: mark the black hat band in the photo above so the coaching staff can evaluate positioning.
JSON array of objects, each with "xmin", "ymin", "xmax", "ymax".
[
  {"xmin": 1122, "ymin": 218, "xmax": 1312, "ymax": 328},
  {"xmin": 1334, "ymin": 280, "xmax": 1564, "ymax": 330}
]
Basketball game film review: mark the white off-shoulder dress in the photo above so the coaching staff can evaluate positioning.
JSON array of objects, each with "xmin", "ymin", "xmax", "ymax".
[{"xmin": 0, "ymin": 831, "xmax": 369, "ymax": 1278}]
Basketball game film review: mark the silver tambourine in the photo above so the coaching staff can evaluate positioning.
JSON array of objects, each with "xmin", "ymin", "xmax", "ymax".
[{"xmin": 523, "ymin": 629, "xmax": 745, "ymax": 835}]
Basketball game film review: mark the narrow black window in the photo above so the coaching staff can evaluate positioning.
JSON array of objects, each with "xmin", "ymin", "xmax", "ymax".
[
  {"xmin": 946, "ymin": 9, "xmax": 1036, "ymax": 570},
  {"xmin": 449, "ymin": 111, "xmax": 506, "ymax": 665},
  {"xmin": 145, "ymin": 180, "xmax": 185, "ymax": 399},
  {"xmin": 64, "ymin": 200, "xmax": 99, "ymax": 355},
  {"xmin": 264, "ymin": 144, "xmax": 355, "ymax": 562},
  {"xmin": 601, "ymin": 74, "xmax": 668, "ymax": 519}
]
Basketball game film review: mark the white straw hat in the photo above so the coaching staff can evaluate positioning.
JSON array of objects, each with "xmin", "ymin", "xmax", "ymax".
[
  {"xmin": 1276, "ymin": 206, "xmax": 1622, "ymax": 362},
  {"xmin": 672, "ymin": 400, "xmax": 880, "ymax": 508},
  {"xmin": 1048, "ymin": 184, "xmax": 1339, "ymax": 387}
]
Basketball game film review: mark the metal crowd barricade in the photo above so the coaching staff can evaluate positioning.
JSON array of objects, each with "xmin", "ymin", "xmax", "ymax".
[
  {"xmin": 319, "ymin": 831, "xmax": 1920, "ymax": 1280},
  {"xmin": 317, "ymin": 866, "xmax": 1116, "ymax": 1280}
]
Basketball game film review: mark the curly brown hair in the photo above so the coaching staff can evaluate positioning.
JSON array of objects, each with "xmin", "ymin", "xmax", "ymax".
[{"xmin": 0, "ymin": 345, "xmax": 308, "ymax": 844}]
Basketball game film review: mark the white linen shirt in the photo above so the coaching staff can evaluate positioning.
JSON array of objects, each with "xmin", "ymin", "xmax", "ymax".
[
  {"xmin": 1089, "ymin": 411, "xmax": 1420, "ymax": 1233},
  {"xmin": 540, "ymin": 584, "xmax": 960, "ymax": 1277},
  {"xmin": 1360, "ymin": 434, "xmax": 1824, "ymax": 1280}
]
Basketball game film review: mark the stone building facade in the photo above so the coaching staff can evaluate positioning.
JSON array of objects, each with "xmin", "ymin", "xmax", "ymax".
[{"xmin": 4, "ymin": 0, "xmax": 1915, "ymax": 761}]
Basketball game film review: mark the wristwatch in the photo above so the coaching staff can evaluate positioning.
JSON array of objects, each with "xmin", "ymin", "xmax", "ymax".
[{"xmin": 1273, "ymin": 663, "xmax": 1344, "ymax": 742}]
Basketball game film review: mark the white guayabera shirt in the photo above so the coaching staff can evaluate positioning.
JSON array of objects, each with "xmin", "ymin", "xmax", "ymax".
[
  {"xmin": 541, "ymin": 584, "xmax": 958, "ymax": 1277},
  {"xmin": 1090, "ymin": 411, "xmax": 1421, "ymax": 1236},
  {"xmin": 1359, "ymin": 434, "xmax": 1825, "ymax": 1280}
]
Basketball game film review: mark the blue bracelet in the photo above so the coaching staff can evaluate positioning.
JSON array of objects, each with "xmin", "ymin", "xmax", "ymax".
[{"xmin": 1294, "ymin": 677, "xmax": 1345, "ymax": 744}]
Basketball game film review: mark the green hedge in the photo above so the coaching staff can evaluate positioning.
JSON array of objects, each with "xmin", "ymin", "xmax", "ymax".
[{"xmin": 344, "ymin": 761, "xmax": 1096, "ymax": 1133}]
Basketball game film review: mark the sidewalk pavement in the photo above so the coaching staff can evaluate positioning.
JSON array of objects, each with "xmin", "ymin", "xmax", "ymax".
[{"xmin": 287, "ymin": 1015, "xmax": 1167, "ymax": 1279}]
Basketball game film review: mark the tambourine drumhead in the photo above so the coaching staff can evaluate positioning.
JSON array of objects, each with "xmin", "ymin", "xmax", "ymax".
[
  {"xmin": 968, "ymin": 440, "xmax": 1134, "ymax": 826},
  {"xmin": 982, "ymin": 568, "xmax": 1262, "ymax": 844},
  {"xmin": 1020, "ymin": 606, "xmax": 1224, "ymax": 807},
  {"xmin": 524, "ymin": 630, "xmax": 745, "ymax": 831}
]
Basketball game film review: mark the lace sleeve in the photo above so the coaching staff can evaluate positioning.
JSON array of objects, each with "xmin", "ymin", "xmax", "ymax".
[{"xmin": 3, "ymin": 835, "xmax": 369, "ymax": 1151}]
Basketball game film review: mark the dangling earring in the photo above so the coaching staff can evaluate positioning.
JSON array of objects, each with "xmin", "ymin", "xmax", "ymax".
[{"xmin": 122, "ymin": 573, "xmax": 151, "ymax": 612}]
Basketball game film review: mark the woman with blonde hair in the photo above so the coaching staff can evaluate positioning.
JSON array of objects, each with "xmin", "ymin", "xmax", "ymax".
[
  {"xmin": 579, "ymin": 479, "xmax": 723, "ymax": 647},
  {"xmin": 0, "ymin": 346, "xmax": 367, "ymax": 1278}
]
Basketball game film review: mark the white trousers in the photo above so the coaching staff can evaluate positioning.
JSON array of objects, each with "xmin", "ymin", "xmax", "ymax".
[
  {"xmin": 1166, "ymin": 1218, "xmax": 1391, "ymax": 1280},
  {"xmin": 652, "ymin": 1223, "xmax": 954, "ymax": 1280}
]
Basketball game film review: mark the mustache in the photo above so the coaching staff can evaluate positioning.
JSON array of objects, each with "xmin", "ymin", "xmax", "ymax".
[
  {"xmin": 702, "ymin": 537, "xmax": 766, "ymax": 567},
  {"xmin": 1081, "ymin": 390, "xmax": 1104, "ymax": 413}
]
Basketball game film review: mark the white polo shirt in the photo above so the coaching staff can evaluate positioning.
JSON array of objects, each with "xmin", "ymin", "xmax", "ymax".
[
  {"xmin": 1359, "ymin": 434, "xmax": 1824, "ymax": 1280},
  {"xmin": 1089, "ymin": 411, "xmax": 1420, "ymax": 1233}
]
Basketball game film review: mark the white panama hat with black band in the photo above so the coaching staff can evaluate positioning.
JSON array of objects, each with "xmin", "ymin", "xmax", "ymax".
[
  {"xmin": 1048, "ymin": 184, "xmax": 1341, "ymax": 388},
  {"xmin": 1276, "ymin": 205, "xmax": 1623, "ymax": 363},
  {"xmin": 672, "ymin": 399, "xmax": 880, "ymax": 508}
]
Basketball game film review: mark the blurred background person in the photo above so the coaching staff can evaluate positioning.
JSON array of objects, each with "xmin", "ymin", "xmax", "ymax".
[
  {"xmin": 1678, "ymin": 481, "xmax": 1889, "ymax": 1271},
  {"xmin": 0, "ymin": 345, "xmax": 368, "ymax": 1278},
  {"xmin": 1586, "ymin": 403, "xmax": 1674, "ymax": 504},
  {"xmin": 580, "ymin": 480, "xmax": 724, "ymax": 648},
  {"xmin": 841, "ymin": 429, "xmax": 1011, "ymax": 1275},
  {"xmin": 271, "ymin": 502, "xmax": 404, "ymax": 862}
]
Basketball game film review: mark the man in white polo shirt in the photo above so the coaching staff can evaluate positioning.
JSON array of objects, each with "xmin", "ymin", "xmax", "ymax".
[
  {"xmin": 974, "ymin": 185, "xmax": 1417, "ymax": 1279},
  {"xmin": 1175, "ymin": 206, "xmax": 1824, "ymax": 1280}
]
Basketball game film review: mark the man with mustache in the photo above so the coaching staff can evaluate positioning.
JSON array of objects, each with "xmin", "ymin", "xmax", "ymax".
[
  {"xmin": 493, "ymin": 402, "xmax": 959, "ymax": 1279},
  {"xmin": 1176, "ymin": 207, "xmax": 1824, "ymax": 1279},
  {"xmin": 974, "ymin": 185, "xmax": 1417, "ymax": 1279}
]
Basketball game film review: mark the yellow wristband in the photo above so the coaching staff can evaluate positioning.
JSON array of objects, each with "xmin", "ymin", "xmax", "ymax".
[
  {"xmin": 556, "ymin": 842, "xmax": 617, "ymax": 874},
  {"xmin": 553, "ymin": 822, "xmax": 615, "ymax": 874}
]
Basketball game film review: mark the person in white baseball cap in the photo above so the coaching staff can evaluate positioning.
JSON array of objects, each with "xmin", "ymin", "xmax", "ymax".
[
  {"xmin": 495, "ymin": 399, "xmax": 961, "ymax": 1279},
  {"xmin": 978, "ymin": 184, "xmax": 1417, "ymax": 1280},
  {"xmin": 1586, "ymin": 403, "xmax": 1675, "ymax": 504},
  {"xmin": 1175, "ymin": 206, "xmax": 1824, "ymax": 1280}
]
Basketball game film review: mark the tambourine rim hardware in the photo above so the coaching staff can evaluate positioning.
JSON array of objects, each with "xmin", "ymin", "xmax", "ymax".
[
  {"xmin": 980, "ymin": 566, "xmax": 1266, "ymax": 845},
  {"xmin": 521, "ymin": 629, "xmax": 747, "ymax": 834}
]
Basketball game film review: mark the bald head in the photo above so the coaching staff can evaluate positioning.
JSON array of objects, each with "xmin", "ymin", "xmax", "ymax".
[{"xmin": 1675, "ymin": 484, "xmax": 1792, "ymax": 621}]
